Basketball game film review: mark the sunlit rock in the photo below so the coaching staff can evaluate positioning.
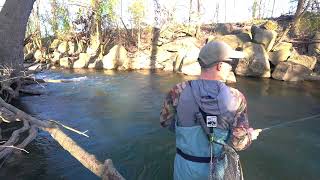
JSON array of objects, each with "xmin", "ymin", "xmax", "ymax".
[
  {"xmin": 102, "ymin": 45, "xmax": 128, "ymax": 69},
  {"xmin": 288, "ymin": 53, "xmax": 317, "ymax": 70},
  {"xmin": 272, "ymin": 61, "xmax": 312, "ymax": 81},
  {"xmin": 73, "ymin": 53, "xmax": 92, "ymax": 69},
  {"xmin": 235, "ymin": 42, "xmax": 271, "ymax": 78},
  {"xmin": 251, "ymin": 25, "xmax": 277, "ymax": 52},
  {"xmin": 58, "ymin": 41, "xmax": 69, "ymax": 54}
]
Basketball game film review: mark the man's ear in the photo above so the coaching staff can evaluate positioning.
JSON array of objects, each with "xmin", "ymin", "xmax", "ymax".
[{"xmin": 216, "ymin": 62, "xmax": 222, "ymax": 71}]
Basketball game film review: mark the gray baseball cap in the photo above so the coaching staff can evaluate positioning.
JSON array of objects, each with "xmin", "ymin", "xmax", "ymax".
[{"xmin": 198, "ymin": 41, "xmax": 245, "ymax": 68}]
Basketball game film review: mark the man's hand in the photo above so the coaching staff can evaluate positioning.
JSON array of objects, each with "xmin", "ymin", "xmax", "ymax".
[{"xmin": 248, "ymin": 128, "xmax": 262, "ymax": 141}]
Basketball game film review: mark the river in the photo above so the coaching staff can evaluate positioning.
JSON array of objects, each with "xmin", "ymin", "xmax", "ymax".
[{"xmin": 1, "ymin": 69, "xmax": 320, "ymax": 180}]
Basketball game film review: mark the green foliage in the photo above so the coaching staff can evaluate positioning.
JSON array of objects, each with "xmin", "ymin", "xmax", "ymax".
[
  {"xmin": 128, "ymin": 0, "xmax": 145, "ymax": 25},
  {"xmin": 252, "ymin": 0, "xmax": 258, "ymax": 19},
  {"xmin": 56, "ymin": 2, "xmax": 70, "ymax": 33},
  {"xmin": 100, "ymin": 0, "xmax": 119, "ymax": 22},
  {"xmin": 297, "ymin": 12, "xmax": 320, "ymax": 35}
]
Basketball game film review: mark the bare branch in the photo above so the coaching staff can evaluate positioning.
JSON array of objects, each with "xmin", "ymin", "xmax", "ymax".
[
  {"xmin": 0, "ymin": 145, "xmax": 29, "ymax": 153},
  {"xmin": 49, "ymin": 120, "xmax": 89, "ymax": 138}
]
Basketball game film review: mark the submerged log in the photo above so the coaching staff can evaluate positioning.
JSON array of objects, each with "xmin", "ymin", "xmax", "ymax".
[{"xmin": 0, "ymin": 97, "xmax": 125, "ymax": 180}]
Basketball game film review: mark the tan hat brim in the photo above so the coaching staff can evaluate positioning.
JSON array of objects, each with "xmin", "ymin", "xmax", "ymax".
[{"xmin": 226, "ymin": 50, "xmax": 245, "ymax": 60}]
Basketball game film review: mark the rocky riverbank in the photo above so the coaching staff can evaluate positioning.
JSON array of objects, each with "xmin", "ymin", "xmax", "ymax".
[{"xmin": 24, "ymin": 21, "xmax": 320, "ymax": 82}]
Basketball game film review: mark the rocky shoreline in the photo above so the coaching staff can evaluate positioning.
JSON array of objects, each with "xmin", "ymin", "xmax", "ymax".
[{"xmin": 24, "ymin": 22, "xmax": 320, "ymax": 82}]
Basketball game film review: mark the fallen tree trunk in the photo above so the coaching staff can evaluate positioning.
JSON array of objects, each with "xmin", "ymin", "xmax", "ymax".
[{"xmin": 0, "ymin": 97, "xmax": 125, "ymax": 180}]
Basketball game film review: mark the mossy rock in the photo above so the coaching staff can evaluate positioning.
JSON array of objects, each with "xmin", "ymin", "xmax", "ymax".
[{"xmin": 261, "ymin": 20, "xmax": 279, "ymax": 31}]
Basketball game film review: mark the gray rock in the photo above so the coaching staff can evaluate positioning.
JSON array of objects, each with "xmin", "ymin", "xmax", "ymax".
[
  {"xmin": 251, "ymin": 25, "xmax": 277, "ymax": 52},
  {"xmin": 52, "ymin": 51, "xmax": 62, "ymax": 64},
  {"xmin": 207, "ymin": 33, "xmax": 251, "ymax": 49},
  {"xmin": 59, "ymin": 57, "xmax": 72, "ymax": 68},
  {"xmin": 288, "ymin": 54, "xmax": 317, "ymax": 70},
  {"xmin": 24, "ymin": 52, "xmax": 34, "ymax": 61},
  {"xmin": 88, "ymin": 59, "xmax": 103, "ymax": 69},
  {"xmin": 102, "ymin": 45, "xmax": 128, "ymax": 69},
  {"xmin": 58, "ymin": 41, "xmax": 69, "ymax": 53},
  {"xmin": 181, "ymin": 62, "xmax": 201, "ymax": 76},
  {"xmin": 268, "ymin": 49, "xmax": 291, "ymax": 65},
  {"xmin": 73, "ymin": 53, "xmax": 92, "ymax": 68},
  {"xmin": 235, "ymin": 42, "xmax": 271, "ymax": 77},
  {"xmin": 34, "ymin": 49, "xmax": 43, "ymax": 62},
  {"xmin": 272, "ymin": 61, "xmax": 312, "ymax": 81},
  {"xmin": 215, "ymin": 23, "xmax": 234, "ymax": 35}
]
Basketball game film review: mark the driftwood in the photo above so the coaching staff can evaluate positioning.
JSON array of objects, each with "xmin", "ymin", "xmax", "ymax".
[
  {"xmin": 285, "ymin": 39, "xmax": 320, "ymax": 44},
  {"xmin": 0, "ymin": 97, "xmax": 125, "ymax": 180}
]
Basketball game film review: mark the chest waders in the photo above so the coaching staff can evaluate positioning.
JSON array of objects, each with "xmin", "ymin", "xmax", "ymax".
[{"xmin": 188, "ymin": 81, "xmax": 244, "ymax": 180}]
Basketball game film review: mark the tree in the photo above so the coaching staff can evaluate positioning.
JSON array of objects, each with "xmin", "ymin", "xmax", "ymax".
[
  {"xmin": 49, "ymin": 0, "xmax": 59, "ymax": 36},
  {"xmin": 273, "ymin": 0, "xmax": 313, "ymax": 50},
  {"xmin": 89, "ymin": 0, "xmax": 103, "ymax": 54},
  {"xmin": 128, "ymin": 0, "xmax": 145, "ymax": 49},
  {"xmin": 252, "ymin": 0, "xmax": 258, "ymax": 19},
  {"xmin": 0, "ymin": 0, "xmax": 35, "ymax": 71}
]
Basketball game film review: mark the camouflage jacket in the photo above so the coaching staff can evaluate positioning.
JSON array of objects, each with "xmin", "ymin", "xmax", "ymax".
[{"xmin": 160, "ymin": 81, "xmax": 253, "ymax": 151}]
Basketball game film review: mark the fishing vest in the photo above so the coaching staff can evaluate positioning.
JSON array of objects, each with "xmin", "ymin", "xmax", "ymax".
[{"xmin": 174, "ymin": 80, "xmax": 232, "ymax": 180}]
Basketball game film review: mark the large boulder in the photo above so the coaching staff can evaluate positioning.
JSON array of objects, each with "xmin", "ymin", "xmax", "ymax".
[
  {"xmin": 235, "ymin": 42, "xmax": 271, "ymax": 77},
  {"xmin": 261, "ymin": 20, "xmax": 279, "ymax": 31},
  {"xmin": 151, "ymin": 48, "xmax": 174, "ymax": 64},
  {"xmin": 175, "ymin": 46, "xmax": 200, "ymax": 72},
  {"xmin": 59, "ymin": 57, "xmax": 72, "ymax": 68},
  {"xmin": 269, "ymin": 42, "xmax": 293, "ymax": 65},
  {"xmin": 88, "ymin": 59, "xmax": 103, "ymax": 69},
  {"xmin": 24, "ymin": 52, "xmax": 34, "ymax": 61},
  {"xmin": 131, "ymin": 52, "xmax": 163, "ymax": 70},
  {"xmin": 102, "ymin": 45, "xmax": 128, "ymax": 69},
  {"xmin": 34, "ymin": 49, "xmax": 43, "ymax": 62},
  {"xmin": 308, "ymin": 32, "xmax": 320, "ymax": 56},
  {"xmin": 268, "ymin": 49, "xmax": 291, "ymax": 65},
  {"xmin": 251, "ymin": 25, "xmax": 277, "ymax": 52},
  {"xmin": 73, "ymin": 53, "xmax": 93, "ymax": 68},
  {"xmin": 226, "ymin": 72, "xmax": 237, "ymax": 83},
  {"xmin": 272, "ymin": 61, "xmax": 312, "ymax": 81},
  {"xmin": 272, "ymin": 42, "xmax": 293, "ymax": 51},
  {"xmin": 215, "ymin": 23, "xmax": 234, "ymax": 35},
  {"xmin": 161, "ymin": 37, "xmax": 199, "ymax": 52},
  {"xmin": 207, "ymin": 33, "xmax": 251, "ymax": 49},
  {"xmin": 52, "ymin": 51, "xmax": 62, "ymax": 64},
  {"xmin": 288, "ymin": 53, "xmax": 317, "ymax": 70},
  {"xmin": 181, "ymin": 62, "xmax": 201, "ymax": 76},
  {"xmin": 58, "ymin": 41, "xmax": 69, "ymax": 54}
]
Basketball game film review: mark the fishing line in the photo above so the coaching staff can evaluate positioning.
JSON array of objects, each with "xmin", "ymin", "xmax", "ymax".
[{"xmin": 261, "ymin": 113, "xmax": 320, "ymax": 132}]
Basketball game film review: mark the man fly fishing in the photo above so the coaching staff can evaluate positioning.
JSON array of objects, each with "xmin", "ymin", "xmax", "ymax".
[{"xmin": 160, "ymin": 41, "xmax": 262, "ymax": 180}]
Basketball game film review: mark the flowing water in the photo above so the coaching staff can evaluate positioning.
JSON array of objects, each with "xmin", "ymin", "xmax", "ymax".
[{"xmin": 0, "ymin": 69, "xmax": 320, "ymax": 180}]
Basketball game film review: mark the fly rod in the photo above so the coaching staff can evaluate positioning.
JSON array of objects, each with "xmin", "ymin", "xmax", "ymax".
[{"xmin": 261, "ymin": 113, "xmax": 320, "ymax": 132}]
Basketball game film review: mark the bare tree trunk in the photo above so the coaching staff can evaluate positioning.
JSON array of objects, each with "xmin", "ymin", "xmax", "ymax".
[
  {"xmin": 292, "ymin": 0, "xmax": 310, "ymax": 35},
  {"xmin": 271, "ymin": 0, "xmax": 276, "ymax": 17},
  {"xmin": 215, "ymin": 2, "xmax": 220, "ymax": 23},
  {"xmin": 258, "ymin": 0, "xmax": 263, "ymax": 19},
  {"xmin": 224, "ymin": 0, "xmax": 227, "ymax": 22},
  {"xmin": 195, "ymin": 0, "xmax": 201, "ymax": 38},
  {"xmin": 272, "ymin": 0, "xmax": 312, "ymax": 50},
  {"xmin": 50, "ymin": 0, "xmax": 59, "ymax": 36},
  {"xmin": 90, "ymin": 0, "xmax": 102, "ymax": 54},
  {"xmin": 189, "ymin": 0, "xmax": 192, "ymax": 23},
  {"xmin": 0, "ymin": 0, "xmax": 35, "ymax": 70}
]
